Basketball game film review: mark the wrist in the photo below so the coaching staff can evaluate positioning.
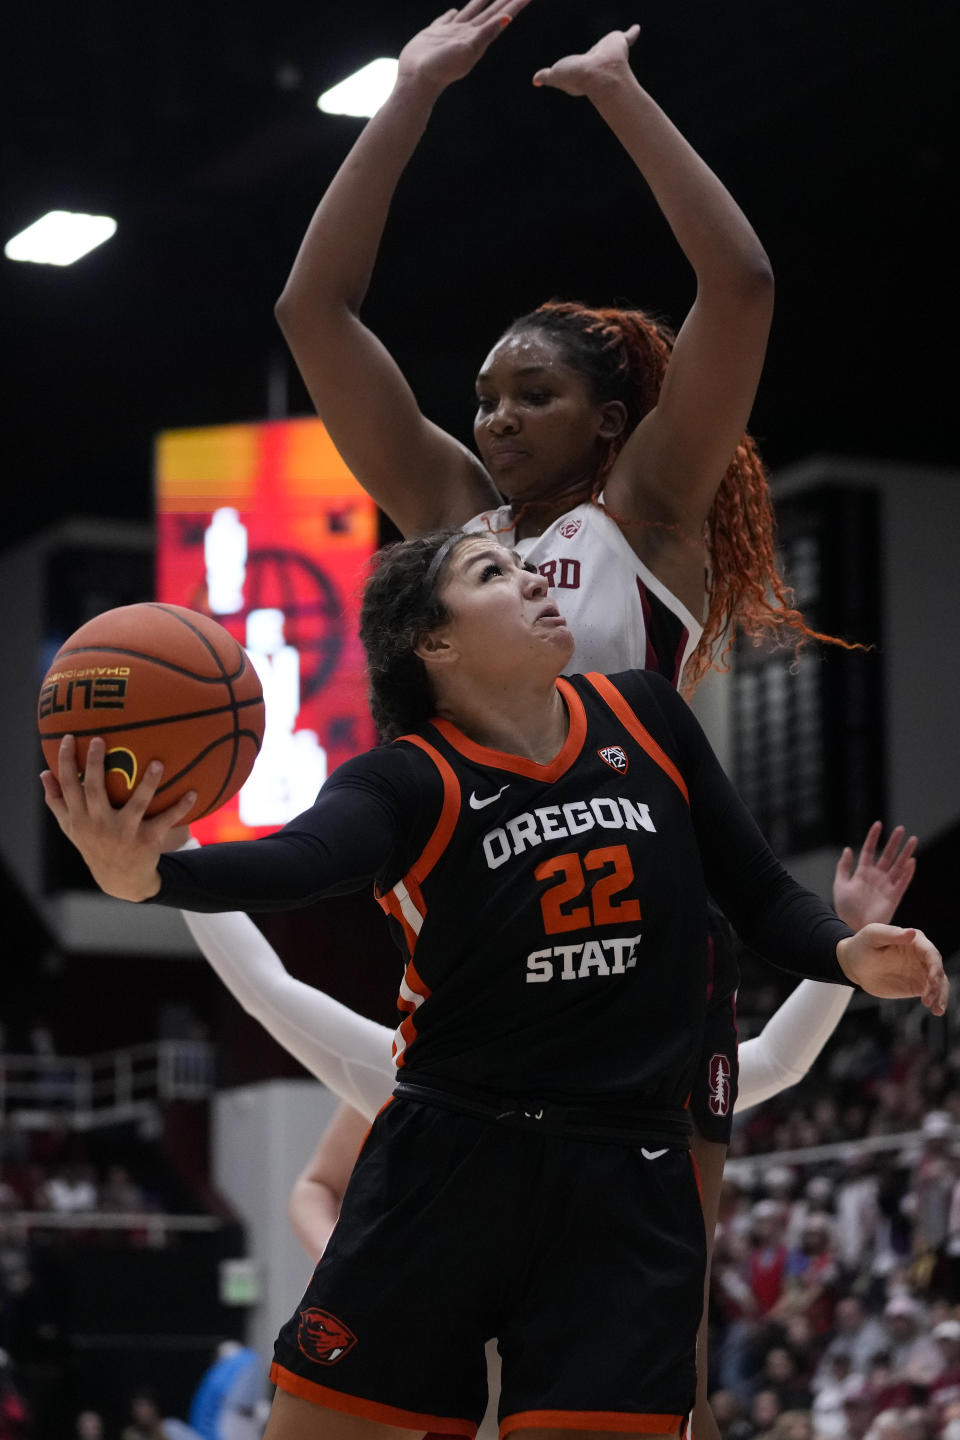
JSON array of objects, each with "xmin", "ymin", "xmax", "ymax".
[
  {"xmin": 109, "ymin": 866, "xmax": 162, "ymax": 903},
  {"xmin": 583, "ymin": 64, "xmax": 643, "ymax": 107},
  {"xmin": 391, "ymin": 68, "xmax": 446, "ymax": 113},
  {"xmin": 835, "ymin": 935, "xmax": 854, "ymax": 982}
]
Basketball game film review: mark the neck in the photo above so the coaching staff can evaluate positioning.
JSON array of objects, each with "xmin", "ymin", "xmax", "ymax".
[
  {"xmin": 507, "ymin": 473, "xmax": 597, "ymax": 540},
  {"xmin": 434, "ymin": 674, "xmax": 568, "ymax": 765}
]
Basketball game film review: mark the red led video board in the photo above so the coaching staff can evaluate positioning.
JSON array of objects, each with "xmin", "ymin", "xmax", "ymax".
[{"xmin": 155, "ymin": 418, "xmax": 378, "ymax": 844}]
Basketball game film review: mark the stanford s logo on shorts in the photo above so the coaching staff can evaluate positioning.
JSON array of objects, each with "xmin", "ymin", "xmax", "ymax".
[
  {"xmin": 598, "ymin": 745, "xmax": 629, "ymax": 774},
  {"xmin": 708, "ymin": 1053, "xmax": 732, "ymax": 1116},
  {"xmin": 297, "ymin": 1307, "xmax": 357, "ymax": 1365}
]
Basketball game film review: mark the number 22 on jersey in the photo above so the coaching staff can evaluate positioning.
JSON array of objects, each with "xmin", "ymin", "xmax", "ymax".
[{"xmin": 535, "ymin": 844, "xmax": 642, "ymax": 936}]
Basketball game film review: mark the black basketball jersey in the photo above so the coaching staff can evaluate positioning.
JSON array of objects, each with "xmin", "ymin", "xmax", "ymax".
[
  {"xmin": 377, "ymin": 671, "xmax": 709, "ymax": 1106},
  {"xmin": 153, "ymin": 669, "xmax": 852, "ymax": 1106}
]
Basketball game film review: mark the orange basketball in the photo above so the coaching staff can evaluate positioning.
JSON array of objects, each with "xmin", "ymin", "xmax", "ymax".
[{"xmin": 38, "ymin": 603, "xmax": 265, "ymax": 820}]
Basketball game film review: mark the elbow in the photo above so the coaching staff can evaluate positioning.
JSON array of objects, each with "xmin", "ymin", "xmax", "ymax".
[
  {"xmin": 697, "ymin": 250, "xmax": 774, "ymax": 320},
  {"xmin": 706, "ymin": 248, "xmax": 774, "ymax": 307},
  {"xmin": 275, "ymin": 279, "xmax": 359, "ymax": 336},
  {"xmin": 274, "ymin": 286, "xmax": 300, "ymax": 335},
  {"xmin": 736, "ymin": 249, "xmax": 775, "ymax": 304}
]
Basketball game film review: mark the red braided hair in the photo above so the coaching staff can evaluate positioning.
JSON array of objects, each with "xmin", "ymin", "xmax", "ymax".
[{"xmin": 500, "ymin": 300, "xmax": 858, "ymax": 687}]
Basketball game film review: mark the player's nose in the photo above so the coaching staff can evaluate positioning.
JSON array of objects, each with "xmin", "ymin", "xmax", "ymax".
[{"xmin": 488, "ymin": 399, "xmax": 520, "ymax": 434}]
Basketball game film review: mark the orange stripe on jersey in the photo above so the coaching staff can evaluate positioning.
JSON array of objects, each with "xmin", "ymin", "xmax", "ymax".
[
  {"xmin": 393, "ymin": 1012, "xmax": 418, "ymax": 1068},
  {"xmin": 396, "ymin": 734, "xmax": 462, "ymax": 885},
  {"xmin": 499, "ymin": 1408, "xmax": 684, "ymax": 1436},
  {"xmin": 381, "ymin": 888, "xmax": 420, "ymax": 956},
  {"xmin": 374, "ymin": 735, "xmax": 459, "ymax": 955},
  {"xmin": 270, "ymin": 1363, "xmax": 477, "ymax": 1435},
  {"xmin": 430, "ymin": 677, "xmax": 587, "ymax": 782},
  {"xmin": 585, "ymin": 673, "xmax": 689, "ymax": 804}
]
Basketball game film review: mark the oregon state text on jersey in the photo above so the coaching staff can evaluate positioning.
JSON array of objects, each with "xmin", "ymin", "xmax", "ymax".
[
  {"xmin": 376, "ymin": 671, "xmax": 709, "ymax": 1107},
  {"xmin": 463, "ymin": 499, "xmax": 703, "ymax": 684}
]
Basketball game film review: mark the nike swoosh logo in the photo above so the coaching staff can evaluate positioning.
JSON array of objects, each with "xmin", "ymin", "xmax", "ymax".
[
  {"xmin": 640, "ymin": 1147, "xmax": 669, "ymax": 1160},
  {"xmin": 469, "ymin": 785, "xmax": 510, "ymax": 810}
]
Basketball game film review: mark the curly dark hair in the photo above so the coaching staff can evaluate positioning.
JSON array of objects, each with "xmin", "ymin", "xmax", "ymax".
[{"xmin": 359, "ymin": 528, "xmax": 468, "ymax": 741}]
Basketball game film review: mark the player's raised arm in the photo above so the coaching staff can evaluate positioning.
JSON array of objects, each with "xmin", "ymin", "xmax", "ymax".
[
  {"xmin": 834, "ymin": 820, "xmax": 917, "ymax": 930},
  {"xmin": 534, "ymin": 26, "xmax": 774, "ymax": 612},
  {"xmin": 641, "ymin": 672, "xmax": 948, "ymax": 1012},
  {"xmin": 737, "ymin": 823, "xmax": 920, "ymax": 1112},
  {"xmin": 40, "ymin": 733, "xmax": 420, "ymax": 914},
  {"xmin": 275, "ymin": 2, "xmax": 531, "ymax": 536}
]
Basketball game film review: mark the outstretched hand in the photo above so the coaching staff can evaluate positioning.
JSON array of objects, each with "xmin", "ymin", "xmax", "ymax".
[
  {"xmin": 39, "ymin": 735, "xmax": 195, "ymax": 901},
  {"xmin": 837, "ymin": 923, "xmax": 948, "ymax": 1017},
  {"xmin": 834, "ymin": 821, "xmax": 918, "ymax": 930},
  {"xmin": 397, "ymin": 0, "xmax": 532, "ymax": 96},
  {"xmin": 533, "ymin": 24, "xmax": 640, "ymax": 97}
]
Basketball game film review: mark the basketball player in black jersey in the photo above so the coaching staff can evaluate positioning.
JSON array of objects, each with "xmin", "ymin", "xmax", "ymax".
[{"xmin": 42, "ymin": 531, "xmax": 948, "ymax": 1440}]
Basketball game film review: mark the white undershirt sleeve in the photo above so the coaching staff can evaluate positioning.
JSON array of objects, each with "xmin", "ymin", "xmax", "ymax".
[
  {"xmin": 177, "ymin": 841, "xmax": 396, "ymax": 1122},
  {"xmin": 734, "ymin": 979, "xmax": 854, "ymax": 1114}
]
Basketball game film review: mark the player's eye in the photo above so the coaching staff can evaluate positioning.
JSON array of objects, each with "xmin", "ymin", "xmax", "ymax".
[
  {"xmin": 522, "ymin": 562, "xmax": 538, "ymax": 575},
  {"xmin": 475, "ymin": 395, "xmax": 495, "ymax": 412},
  {"xmin": 479, "ymin": 562, "xmax": 504, "ymax": 581},
  {"xmin": 523, "ymin": 391, "xmax": 551, "ymax": 406}
]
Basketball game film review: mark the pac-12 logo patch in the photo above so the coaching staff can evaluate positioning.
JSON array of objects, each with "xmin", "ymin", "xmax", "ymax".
[
  {"xmin": 297, "ymin": 1307, "xmax": 357, "ymax": 1365},
  {"xmin": 558, "ymin": 518, "xmax": 582, "ymax": 539},
  {"xmin": 598, "ymin": 745, "xmax": 629, "ymax": 774},
  {"xmin": 708, "ymin": 1054, "xmax": 732, "ymax": 1117}
]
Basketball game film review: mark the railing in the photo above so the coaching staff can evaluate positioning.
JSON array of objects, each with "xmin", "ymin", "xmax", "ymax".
[
  {"xmin": 0, "ymin": 1040, "xmax": 215, "ymax": 1128},
  {"xmin": 0, "ymin": 1210, "xmax": 222, "ymax": 1242},
  {"xmin": 726, "ymin": 1121, "xmax": 950, "ymax": 1180}
]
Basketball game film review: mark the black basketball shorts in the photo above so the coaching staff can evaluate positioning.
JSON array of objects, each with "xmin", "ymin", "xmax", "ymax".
[
  {"xmin": 688, "ymin": 908, "xmax": 740, "ymax": 1145},
  {"xmin": 271, "ymin": 1094, "xmax": 705, "ymax": 1436}
]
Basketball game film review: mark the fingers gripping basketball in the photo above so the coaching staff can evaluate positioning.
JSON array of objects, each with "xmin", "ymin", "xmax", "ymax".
[{"xmin": 38, "ymin": 603, "xmax": 265, "ymax": 820}]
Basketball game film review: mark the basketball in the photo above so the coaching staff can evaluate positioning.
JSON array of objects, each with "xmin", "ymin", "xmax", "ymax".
[{"xmin": 38, "ymin": 603, "xmax": 265, "ymax": 820}]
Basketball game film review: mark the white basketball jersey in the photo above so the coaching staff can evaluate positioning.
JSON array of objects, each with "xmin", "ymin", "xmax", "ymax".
[{"xmin": 464, "ymin": 498, "xmax": 703, "ymax": 685}]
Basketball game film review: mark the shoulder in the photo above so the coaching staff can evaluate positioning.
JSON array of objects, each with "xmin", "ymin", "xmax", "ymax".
[
  {"xmin": 590, "ymin": 666, "xmax": 683, "ymax": 714},
  {"xmin": 321, "ymin": 741, "xmax": 445, "ymax": 811},
  {"xmin": 463, "ymin": 504, "xmax": 512, "ymax": 537},
  {"xmin": 579, "ymin": 668, "xmax": 704, "ymax": 763}
]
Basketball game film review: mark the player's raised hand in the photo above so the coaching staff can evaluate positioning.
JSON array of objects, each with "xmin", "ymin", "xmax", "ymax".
[
  {"xmin": 837, "ymin": 923, "xmax": 948, "ymax": 1017},
  {"xmin": 397, "ymin": 0, "xmax": 532, "ymax": 97},
  {"xmin": 532, "ymin": 24, "xmax": 640, "ymax": 97},
  {"xmin": 40, "ymin": 735, "xmax": 195, "ymax": 902},
  {"xmin": 834, "ymin": 821, "xmax": 918, "ymax": 930}
]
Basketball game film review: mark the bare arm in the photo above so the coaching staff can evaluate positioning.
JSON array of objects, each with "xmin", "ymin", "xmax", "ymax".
[
  {"xmin": 275, "ymin": 1, "xmax": 531, "ymax": 536},
  {"xmin": 288, "ymin": 1103, "xmax": 371, "ymax": 1262},
  {"xmin": 535, "ymin": 28, "xmax": 774, "ymax": 613}
]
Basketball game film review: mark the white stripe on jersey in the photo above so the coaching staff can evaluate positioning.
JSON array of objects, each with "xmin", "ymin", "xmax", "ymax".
[{"xmin": 393, "ymin": 879, "xmax": 424, "ymax": 938}]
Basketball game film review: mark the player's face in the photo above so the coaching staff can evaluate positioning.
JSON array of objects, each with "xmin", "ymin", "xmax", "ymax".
[
  {"xmin": 472, "ymin": 331, "xmax": 622, "ymax": 502},
  {"xmin": 434, "ymin": 538, "xmax": 574, "ymax": 678}
]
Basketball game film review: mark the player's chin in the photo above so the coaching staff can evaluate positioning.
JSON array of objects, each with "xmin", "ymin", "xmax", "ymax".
[{"xmin": 541, "ymin": 621, "xmax": 575, "ymax": 663}]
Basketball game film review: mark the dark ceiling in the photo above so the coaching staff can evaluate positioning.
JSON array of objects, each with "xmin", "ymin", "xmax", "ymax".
[{"xmin": 3, "ymin": 0, "xmax": 956, "ymax": 558}]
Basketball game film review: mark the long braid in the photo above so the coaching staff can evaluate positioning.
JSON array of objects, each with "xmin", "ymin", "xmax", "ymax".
[{"xmin": 504, "ymin": 300, "xmax": 858, "ymax": 686}]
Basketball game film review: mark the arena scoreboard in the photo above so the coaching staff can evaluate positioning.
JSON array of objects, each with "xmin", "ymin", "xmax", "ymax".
[{"xmin": 155, "ymin": 418, "xmax": 379, "ymax": 843}]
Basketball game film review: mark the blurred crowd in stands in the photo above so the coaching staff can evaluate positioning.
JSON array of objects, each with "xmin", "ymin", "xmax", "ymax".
[{"xmin": 706, "ymin": 984, "xmax": 960, "ymax": 1440}]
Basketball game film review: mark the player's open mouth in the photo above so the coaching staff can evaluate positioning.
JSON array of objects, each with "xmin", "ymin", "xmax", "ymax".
[{"xmin": 536, "ymin": 604, "xmax": 565, "ymax": 626}]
